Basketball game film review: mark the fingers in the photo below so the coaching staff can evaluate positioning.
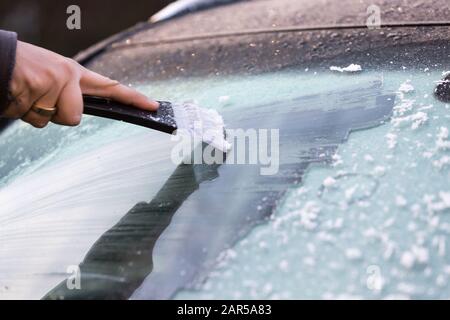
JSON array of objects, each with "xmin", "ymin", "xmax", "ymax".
[
  {"xmin": 4, "ymin": 48, "xmax": 157, "ymax": 131},
  {"xmin": 21, "ymin": 109, "xmax": 52, "ymax": 128},
  {"xmin": 21, "ymin": 87, "xmax": 60, "ymax": 128},
  {"xmin": 3, "ymin": 95, "xmax": 30, "ymax": 119},
  {"xmin": 3, "ymin": 88, "xmax": 38, "ymax": 119},
  {"xmin": 80, "ymin": 68, "xmax": 159, "ymax": 111},
  {"xmin": 51, "ymin": 80, "xmax": 83, "ymax": 126}
]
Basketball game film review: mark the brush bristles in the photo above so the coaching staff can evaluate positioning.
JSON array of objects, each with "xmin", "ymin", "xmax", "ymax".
[{"xmin": 172, "ymin": 103, "xmax": 231, "ymax": 152}]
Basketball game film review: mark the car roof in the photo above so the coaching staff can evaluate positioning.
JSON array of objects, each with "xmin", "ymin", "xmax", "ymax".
[
  {"xmin": 76, "ymin": 0, "xmax": 450, "ymax": 65},
  {"xmin": 138, "ymin": 0, "xmax": 450, "ymax": 40}
]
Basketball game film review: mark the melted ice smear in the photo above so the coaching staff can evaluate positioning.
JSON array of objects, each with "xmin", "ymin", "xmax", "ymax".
[
  {"xmin": 0, "ymin": 124, "xmax": 179, "ymax": 299},
  {"xmin": 0, "ymin": 68, "xmax": 448, "ymax": 299}
]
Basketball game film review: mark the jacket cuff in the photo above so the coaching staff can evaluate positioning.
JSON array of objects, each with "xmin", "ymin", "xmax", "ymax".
[{"xmin": 0, "ymin": 30, "xmax": 18, "ymax": 115}]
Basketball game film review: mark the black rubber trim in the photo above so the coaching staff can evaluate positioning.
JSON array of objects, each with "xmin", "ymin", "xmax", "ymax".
[
  {"xmin": 83, "ymin": 95, "xmax": 177, "ymax": 134},
  {"xmin": 110, "ymin": 21, "xmax": 450, "ymax": 49}
]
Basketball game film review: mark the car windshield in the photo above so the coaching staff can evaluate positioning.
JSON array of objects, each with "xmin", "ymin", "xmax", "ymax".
[{"xmin": 1, "ymin": 32, "xmax": 450, "ymax": 299}]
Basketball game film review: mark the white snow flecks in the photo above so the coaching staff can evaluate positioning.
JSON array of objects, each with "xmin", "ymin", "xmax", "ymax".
[
  {"xmin": 303, "ymin": 256, "xmax": 316, "ymax": 267},
  {"xmin": 393, "ymin": 99, "xmax": 414, "ymax": 117},
  {"xmin": 400, "ymin": 246, "xmax": 429, "ymax": 269},
  {"xmin": 295, "ymin": 202, "xmax": 321, "ymax": 230},
  {"xmin": 323, "ymin": 176, "xmax": 337, "ymax": 188},
  {"xmin": 317, "ymin": 231, "xmax": 336, "ymax": 243},
  {"xmin": 436, "ymin": 127, "xmax": 450, "ymax": 151},
  {"xmin": 344, "ymin": 186, "xmax": 357, "ymax": 201},
  {"xmin": 323, "ymin": 218, "xmax": 343, "ymax": 230},
  {"xmin": 432, "ymin": 235, "xmax": 446, "ymax": 257},
  {"xmin": 398, "ymin": 81, "xmax": 415, "ymax": 94},
  {"xmin": 274, "ymin": 201, "xmax": 321, "ymax": 230},
  {"xmin": 397, "ymin": 283, "xmax": 417, "ymax": 295},
  {"xmin": 410, "ymin": 112, "xmax": 428, "ymax": 130},
  {"xmin": 417, "ymin": 105, "xmax": 434, "ymax": 111},
  {"xmin": 424, "ymin": 192, "xmax": 450, "ymax": 213},
  {"xmin": 383, "ymin": 241, "xmax": 396, "ymax": 260},
  {"xmin": 330, "ymin": 64, "xmax": 362, "ymax": 73},
  {"xmin": 391, "ymin": 111, "xmax": 428, "ymax": 130},
  {"xmin": 444, "ymin": 266, "xmax": 450, "ymax": 275},
  {"xmin": 332, "ymin": 153, "xmax": 343, "ymax": 166},
  {"xmin": 364, "ymin": 154, "xmax": 374, "ymax": 162},
  {"xmin": 440, "ymin": 192, "xmax": 450, "ymax": 207},
  {"xmin": 345, "ymin": 248, "xmax": 362, "ymax": 260},
  {"xmin": 215, "ymin": 248, "xmax": 239, "ymax": 268},
  {"xmin": 373, "ymin": 166, "xmax": 386, "ymax": 176},
  {"xmin": 279, "ymin": 260, "xmax": 289, "ymax": 272},
  {"xmin": 395, "ymin": 195, "xmax": 407, "ymax": 207},
  {"xmin": 423, "ymin": 151, "xmax": 433, "ymax": 159},
  {"xmin": 436, "ymin": 275, "xmax": 447, "ymax": 287},
  {"xmin": 218, "ymin": 95, "xmax": 231, "ymax": 105},
  {"xmin": 412, "ymin": 246, "xmax": 429, "ymax": 264},
  {"xmin": 400, "ymin": 251, "xmax": 416, "ymax": 269},
  {"xmin": 430, "ymin": 127, "xmax": 450, "ymax": 166},
  {"xmin": 433, "ymin": 156, "xmax": 450, "ymax": 169},
  {"xmin": 385, "ymin": 133, "xmax": 398, "ymax": 149}
]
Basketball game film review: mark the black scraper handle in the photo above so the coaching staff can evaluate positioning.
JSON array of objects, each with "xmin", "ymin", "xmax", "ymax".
[{"xmin": 83, "ymin": 95, "xmax": 177, "ymax": 134}]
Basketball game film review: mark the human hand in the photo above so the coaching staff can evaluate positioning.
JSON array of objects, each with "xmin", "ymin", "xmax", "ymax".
[{"xmin": 2, "ymin": 41, "xmax": 159, "ymax": 128}]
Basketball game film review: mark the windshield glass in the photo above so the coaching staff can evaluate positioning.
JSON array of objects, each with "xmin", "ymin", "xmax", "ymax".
[{"xmin": 1, "ymin": 36, "xmax": 450, "ymax": 299}]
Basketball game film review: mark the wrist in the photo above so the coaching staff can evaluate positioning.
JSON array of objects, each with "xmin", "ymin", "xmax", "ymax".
[{"xmin": 0, "ymin": 30, "xmax": 18, "ymax": 115}]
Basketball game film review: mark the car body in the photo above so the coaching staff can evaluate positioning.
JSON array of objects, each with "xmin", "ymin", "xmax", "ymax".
[{"xmin": 1, "ymin": 0, "xmax": 450, "ymax": 299}]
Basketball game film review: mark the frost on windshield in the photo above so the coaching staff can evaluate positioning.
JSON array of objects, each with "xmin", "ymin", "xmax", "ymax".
[
  {"xmin": 1, "ymin": 67, "xmax": 449, "ymax": 300},
  {"xmin": 173, "ymin": 71, "xmax": 450, "ymax": 300},
  {"xmin": 129, "ymin": 73, "xmax": 397, "ymax": 300}
]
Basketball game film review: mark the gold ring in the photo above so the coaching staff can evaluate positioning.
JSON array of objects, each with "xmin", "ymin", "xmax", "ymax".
[{"xmin": 31, "ymin": 104, "xmax": 57, "ymax": 117}]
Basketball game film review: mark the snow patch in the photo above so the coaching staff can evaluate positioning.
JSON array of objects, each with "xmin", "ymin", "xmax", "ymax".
[
  {"xmin": 323, "ymin": 176, "xmax": 337, "ymax": 188},
  {"xmin": 433, "ymin": 156, "xmax": 450, "ymax": 169},
  {"xmin": 345, "ymin": 248, "xmax": 362, "ymax": 260},
  {"xmin": 398, "ymin": 81, "xmax": 414, "ymax": 93},
  {"xmin": 373, "ymin": 166, "xmax": 386, "ymax": 176},
  {"xmin": 395, "ymin": 195, "xmax": 407, "ymax": 207},
  {"xmin": 274, "ymin": 201, "xmax": 321, "ymax": 230},
  {"xmin": 436, "ymin": 127, "xmax": 450, "ymax": 150},
  {"xmin": 364, "ymin": 154, "xmax": 374, "ymax": 162},
  {"xmin": 332, "ymin": 153, "xmax": 343, "ymax": 166},
  {"xmin": 393, "ymin": 99, "xmax": 414, "ymax": 117},
  {"xmin": 424, "ymin": 192, "xmax": 450, "ymax": 212},
  {"xmin": 400, "ymin": 251, "xmax": 415, "ymax": 269},
  {"xmin": 279, "ymin": 260, "xmax": 289, "ymax": 272},
  {"xmin": 330, "ymin": 64, "xmax": 362, "ymax": 73},
  {"xmin": 385, "ymin": 133, "xmax": 398, "ymax": 149},
  {"xmin": 218, "ymin": 95, "xmax": 231, "ymax": 105},
  {"xmin": 391, "ymin": 111, "xmax": 428, "ymax": 130}
]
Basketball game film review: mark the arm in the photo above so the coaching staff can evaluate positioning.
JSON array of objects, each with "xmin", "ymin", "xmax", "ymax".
[
  {"xmin": 0, "ymin": 30, "xmax": 159, "ymax": 128},
  {"xmin": 0, "ymin": 30, "xmax": 17, "ymax": 116}
]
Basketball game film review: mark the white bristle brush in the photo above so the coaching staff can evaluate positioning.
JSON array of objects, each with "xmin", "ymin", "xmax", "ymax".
[{"xmin": 83, "ymin": 95, "xmax": 230, "ymax": 152}]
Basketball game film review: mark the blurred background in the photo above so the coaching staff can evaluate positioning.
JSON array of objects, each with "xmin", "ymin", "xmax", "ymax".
[{"xmin": 0, "ymin": 0, "xmax": 172, "ymax": 56}]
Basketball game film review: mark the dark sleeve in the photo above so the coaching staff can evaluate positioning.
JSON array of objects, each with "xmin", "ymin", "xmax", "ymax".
[{"xmin": 0, "ymin": 30, "xmax": 18, "ymax": 114}]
